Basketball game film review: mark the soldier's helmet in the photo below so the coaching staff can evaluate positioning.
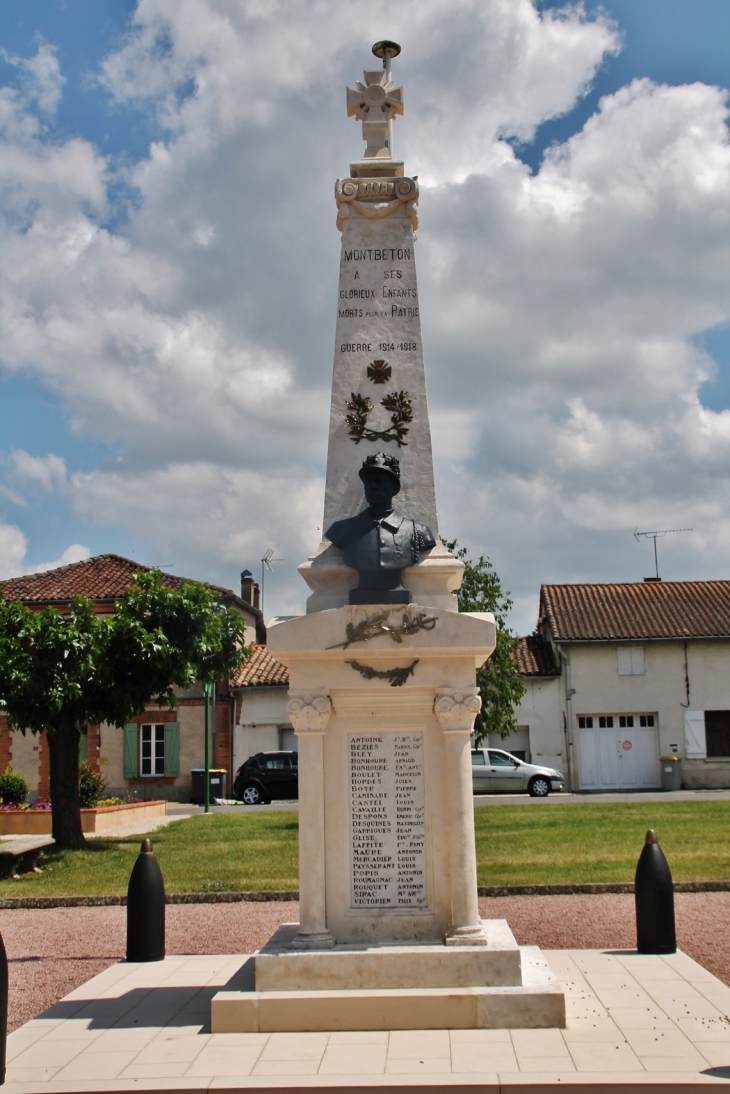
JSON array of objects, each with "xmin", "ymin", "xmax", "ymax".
[{"xmin": 359, "ymin": 452, "xmax": 401, "ymax": 495}]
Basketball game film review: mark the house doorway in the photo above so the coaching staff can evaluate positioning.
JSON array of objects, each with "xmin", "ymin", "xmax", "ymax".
[{"xmin": 577, "ymin": 714, "xmax": 660, "ymax": 790}]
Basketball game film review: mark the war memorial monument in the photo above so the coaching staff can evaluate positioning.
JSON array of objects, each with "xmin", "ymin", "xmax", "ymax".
[{"xmin": 211, "ymin": 42, "xmax": 566, "ymax": 1034}]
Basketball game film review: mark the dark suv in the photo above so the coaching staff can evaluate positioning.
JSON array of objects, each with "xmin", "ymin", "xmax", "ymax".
[{"xmin": 233, "ymin": 751, "xmax": 298, "ymax": 804}]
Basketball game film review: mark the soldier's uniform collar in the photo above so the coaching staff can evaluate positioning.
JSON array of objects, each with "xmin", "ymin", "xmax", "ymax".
[{"xmin": 372, "ymin": 510, "xmax": 404, "ymax": 533}]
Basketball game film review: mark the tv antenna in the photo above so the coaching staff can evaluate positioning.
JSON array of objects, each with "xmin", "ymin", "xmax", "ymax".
[
  {"xmin": 260, "ymin": 548, "xmax": 283, "ymax": 616},
  {"xmin": 633, "ymin": 527, "xmax": 692, "ymax": 580}
]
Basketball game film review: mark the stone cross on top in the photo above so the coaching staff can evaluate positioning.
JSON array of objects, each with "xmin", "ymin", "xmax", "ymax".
[{"xmin": 347, "ymin": 40, "xmax": 403, "ymax": 160}]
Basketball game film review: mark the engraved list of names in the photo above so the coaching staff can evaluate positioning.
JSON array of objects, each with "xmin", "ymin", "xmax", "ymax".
[{"xmin": 349, "ymin": 733, "xmax": 426, "ymax": 909}]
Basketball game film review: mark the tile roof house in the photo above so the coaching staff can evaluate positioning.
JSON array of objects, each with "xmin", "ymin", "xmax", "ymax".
[
  {"xmin": 231, "ymin": 646, "xmax": 290, "ymax": 688},
  {"xmin": 0, "ymin": 553, "xmax": 264, "ymax": 635},
  {"xmin": 0, "ymin": 554, "xmax": 265, "ymax": 804},
  {"xmin": 512, "ymin": 635, "xmax": 560, "ymax": 678},
  {"xmin": 537, "ymin": 580, "xmax": 730, "ymax": 793},
  {"xmin": 540, "ymin": 580, "xmax": 730, "ymax": 642}
]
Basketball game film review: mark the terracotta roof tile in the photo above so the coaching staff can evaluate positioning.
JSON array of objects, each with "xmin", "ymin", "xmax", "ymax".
[
  {"xmin": 541, "ymin": 580, "xmax": 730, "ymax": 641},
  {"xmin": 0, "ymin": 553, "xmax": 237, "ymax": 605},
  {"xmin": 512, "ymin": 635, "xmax": 560, "ymax": 676},
  {"xmin": 232, "ymin": 645, "xmax": 289, "ymax": 688}
]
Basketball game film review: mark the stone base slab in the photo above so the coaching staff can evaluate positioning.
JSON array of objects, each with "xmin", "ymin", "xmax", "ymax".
[
  {"xmin": 211, "ymin": 947, "xmax": 565, "ymax": 1033},
  {"xmin": 11, "ymin": 948, "xmax": 730, "ymax": 1090},
  {"xmin": 255, "ymin": 921, "xmax": 522, "ymax": 990}
]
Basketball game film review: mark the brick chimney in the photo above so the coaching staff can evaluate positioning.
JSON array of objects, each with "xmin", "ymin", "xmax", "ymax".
[{"xmin": 240, "ymin": 569, "xmax": 261, "ymax": 611}]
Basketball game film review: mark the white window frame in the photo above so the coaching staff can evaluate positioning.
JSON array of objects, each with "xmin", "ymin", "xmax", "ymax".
[
  {"xmin": 617, "ymin": 646, "xmax": 645, "ymax": 675},
  {"xmin": 140, "ymin": 723, "xmax": 166, "ymax": 777}
]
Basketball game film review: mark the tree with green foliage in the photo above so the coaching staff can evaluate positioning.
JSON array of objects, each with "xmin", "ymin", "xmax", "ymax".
[
  {"xmin": 0, "ymin": 571, "xmax": 249, "ymax": 849},
  {"xmin": 445, "ymin": 540, "xmax": 526, "ymax": 744}
]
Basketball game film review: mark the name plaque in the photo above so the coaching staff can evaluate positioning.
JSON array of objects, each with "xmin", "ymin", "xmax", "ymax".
[{"xmin": 349, "ymin": 733, "xmax": 427, "ymax": 909}]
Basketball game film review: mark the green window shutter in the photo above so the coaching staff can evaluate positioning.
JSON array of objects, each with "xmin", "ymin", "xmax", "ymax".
[
  {"xmin": 79, "ymin": 732, "xmax": 88, "ymax": 762},
  {"xmin": 165, "ymin": 722, "xmax": 179, "ymax": 777},
  {"xmin": 123, "ymin": 723, "xmax": 139, "ymax": 779}
]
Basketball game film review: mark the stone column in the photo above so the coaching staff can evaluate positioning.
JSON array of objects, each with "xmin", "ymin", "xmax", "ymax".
[
  {"xmin": 434, "ymin": 688, "xmax": 486, "ymax": 946},
  {"xmin": 286, "ymin": 691, "xmax": 335, "ymax": 949}
]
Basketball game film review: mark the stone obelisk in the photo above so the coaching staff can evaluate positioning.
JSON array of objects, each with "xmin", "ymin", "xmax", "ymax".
[
  {"xmin": 299, "ymin": 41, "xmax": 463, "ymax": 613},
  {"xmin": 211, "ymin": 43, "xmax": 565, "ymax": 1035}
]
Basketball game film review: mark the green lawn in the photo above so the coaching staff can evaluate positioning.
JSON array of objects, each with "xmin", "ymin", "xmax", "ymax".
[
  {"xmin": 0, "ymin": 812, "xmax": 299, "ymax": 898},
  {"xmin": 474, "ymin": 801, "xmax": 730, "ymax": 885},
  {"xmin": 2, "ymin": 801, "xmax": 729, "ymax": 898}
]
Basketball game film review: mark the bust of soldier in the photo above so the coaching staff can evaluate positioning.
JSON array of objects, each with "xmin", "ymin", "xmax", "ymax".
[{"xmin": 325, "ymin": 453, "xmax": 436, "ymax": 604}]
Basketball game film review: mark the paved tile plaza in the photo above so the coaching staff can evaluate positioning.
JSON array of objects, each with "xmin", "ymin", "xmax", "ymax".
[{"xmin": 6, "ymin": 949, "xmax": 730, "ymax": 1091}]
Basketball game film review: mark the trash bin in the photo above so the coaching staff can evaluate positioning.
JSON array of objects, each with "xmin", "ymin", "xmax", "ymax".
[
  {"xmin": 660, "ymin": 755, "xmax": 682, "ymax": 792},
  {"xmin": 190, "ymin": 768, "xmax": 227, "ymax": 804}
]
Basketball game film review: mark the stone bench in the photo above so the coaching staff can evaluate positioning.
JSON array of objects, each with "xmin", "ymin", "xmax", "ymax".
[{"xmin": 0, "ymin": 836, "xmax": 55, "ymax": 879}]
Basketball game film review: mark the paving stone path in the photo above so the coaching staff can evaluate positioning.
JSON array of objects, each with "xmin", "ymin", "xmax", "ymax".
[{"xmin": 2, "ymin": 892, "xmax": 728, "ymax": 1031}]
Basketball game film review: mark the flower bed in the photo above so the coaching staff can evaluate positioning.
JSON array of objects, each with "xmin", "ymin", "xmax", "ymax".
[{"xmin": 0, "ymin": 800, "xmax": 167, "ymax": 836}]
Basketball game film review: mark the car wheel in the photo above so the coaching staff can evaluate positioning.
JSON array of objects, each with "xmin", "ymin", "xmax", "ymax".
[
  {"xmin": 528, "ymin": 776, "xmax": 550, "ymax": 797},
  {"xmin": 241, "ymin": 784, "xmax": 263, "ymax": 805}
]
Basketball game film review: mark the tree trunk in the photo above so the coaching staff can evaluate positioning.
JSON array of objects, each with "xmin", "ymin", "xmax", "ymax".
[{"xmin": 48, "ymin": 726, "xmax": 85, "ymax": 849}]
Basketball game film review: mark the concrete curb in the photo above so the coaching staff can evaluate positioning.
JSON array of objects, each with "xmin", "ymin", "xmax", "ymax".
[
  {"xmin": 479, "ymin": 881, "xmax": 730, "ymax": 896},
  {"xmin": 1, "ymin": 880, "xmax": 729, "ymax": 909},
  {"xmin": 0, "ymin": 890, "xmax": 299, "ymax": 909}
]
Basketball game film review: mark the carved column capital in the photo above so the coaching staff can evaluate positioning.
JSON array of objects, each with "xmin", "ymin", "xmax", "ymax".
[
  {"xmin": 287, "ymin": 690, "xmax": 333, "ymax": 735},
  {"xmin": 433, "ymin": 687, "xmax": 482, "ymax": 734},
  {"xmin": 335, "ymin": 176, "xmax": 419, "ymax": 233}
]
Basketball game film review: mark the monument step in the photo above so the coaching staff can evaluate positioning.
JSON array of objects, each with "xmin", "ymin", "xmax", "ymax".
[
  {"xmin": 211, "ymin": 947, "xmax": 565, "ymax": 1033},
  {"xmin": 255, "ymin": 920, "xmax": 522, "ymax": 991}
]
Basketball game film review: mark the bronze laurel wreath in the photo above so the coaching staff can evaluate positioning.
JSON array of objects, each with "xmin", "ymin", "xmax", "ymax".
[
  {"xmin": 345, "ymin": 659, "xmax": 419, "ymax": 687},
  {"xmin": 345, "ymin": 390, "xmax": 413, "ymax": 447}
]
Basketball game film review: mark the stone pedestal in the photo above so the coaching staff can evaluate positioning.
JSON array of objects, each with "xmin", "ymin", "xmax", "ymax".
[{"xmin": 210, "ymin": 606, "xmax": 566, "ymax": 1031}]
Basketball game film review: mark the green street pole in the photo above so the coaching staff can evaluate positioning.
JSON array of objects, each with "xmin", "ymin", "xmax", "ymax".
[{"xmin": 204, "ymin": 681, "xmax": 211, "ymax": 814}]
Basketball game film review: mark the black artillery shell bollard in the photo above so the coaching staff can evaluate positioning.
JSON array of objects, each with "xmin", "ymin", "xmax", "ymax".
[
  {"xmin": 0, "ymin": 931, "xmax": 7, "ymax": 1085},
  {"xmin": 126, "ymin": 838, "xmax": 166, "ymax": 962},
  {"xmin": 635, "ymin": 828, "xmax": 676, "ymax": 955}
]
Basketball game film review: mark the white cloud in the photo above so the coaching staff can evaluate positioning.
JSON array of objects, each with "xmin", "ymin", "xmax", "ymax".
[
  {"xmin": 0, "ymin": 517, "xmax": 88, "ymax": 581},
  {"xmin": 1, "ymin": 43, "xmax": 65, "ymax": 114},
  {"xmin": 24, "ymin": 544, "xmax": 90, "ymax": 576},
  {"xmin": 69, "ymin": 462, "xmax": 323, "ymax": 611},
  {"xmin": 0, "ymin": 7, "xmax": 729, "ymax": 632},
  {"xmin": 0, "ymin": 521, "xmax": 28, "ymax": 579},
  {"xmin": 99, "ymin": 0, "xmax": 618, "ymax": 188},
  {"xmin": 10, "ymin": 450, "xmax": 68, "ymax": 493}
]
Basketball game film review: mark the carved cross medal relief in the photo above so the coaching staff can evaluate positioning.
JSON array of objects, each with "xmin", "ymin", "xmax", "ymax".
[{"xmin": 368, "ymin": 359, "xmax": 391, "ymax": 383}]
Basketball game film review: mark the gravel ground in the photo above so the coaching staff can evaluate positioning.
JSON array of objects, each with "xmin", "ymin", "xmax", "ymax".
[{"xmin": 2, "ymin": 893, "xmax": 729, "ymax": 1032}]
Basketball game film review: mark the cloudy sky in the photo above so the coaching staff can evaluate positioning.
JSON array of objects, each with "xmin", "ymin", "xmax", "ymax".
[{"xmin": 1, "ymin": 0, "xmax": 729, "ymax": 633}]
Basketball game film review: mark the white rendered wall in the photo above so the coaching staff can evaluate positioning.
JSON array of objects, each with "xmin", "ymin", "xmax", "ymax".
[
  {"xmin": 234, "ymin": 687, "xmax": 291, "ymax": 773},
  {"xmin": 564, "ymin": 640, "xmax": 730, "ymax": 789},
  {"xmin": 508, "ymin": 677, "xmax": 565, "ymax": 772}
]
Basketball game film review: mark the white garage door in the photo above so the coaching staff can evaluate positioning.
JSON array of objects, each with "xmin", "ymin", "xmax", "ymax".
[{"xmin": 578, "ymin": 715, "xmax": 660, "ymax": 790}]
